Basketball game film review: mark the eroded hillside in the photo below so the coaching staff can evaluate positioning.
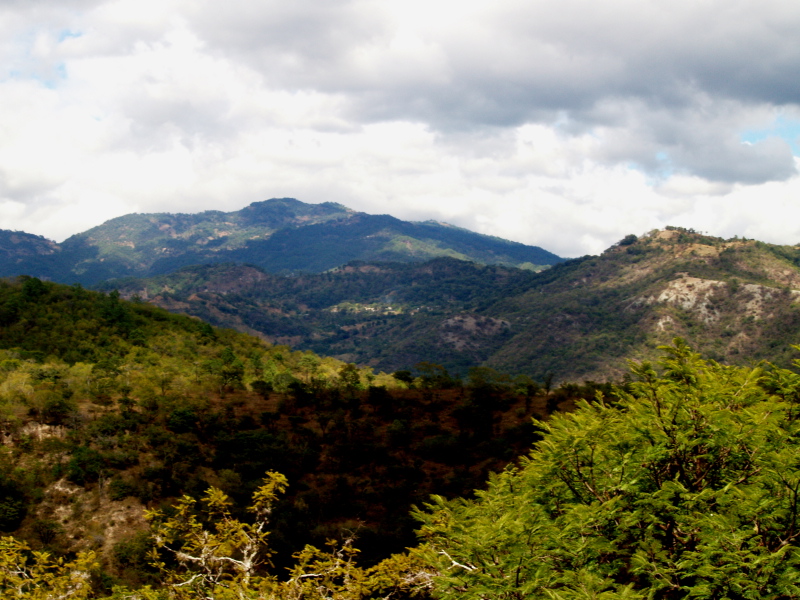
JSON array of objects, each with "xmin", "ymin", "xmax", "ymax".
[
  {"xmin": 487, "ymin": 228, "xmax": 800, "ymax": 380},
  {"xmin": 106, "ymin": 228, "xmax": 800, "ymax": 383}
]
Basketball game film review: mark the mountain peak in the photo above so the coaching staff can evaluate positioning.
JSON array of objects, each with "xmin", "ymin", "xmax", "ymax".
[{"xmin": 1, "ymin": 199, "xmax": 563, "ymax": 284}]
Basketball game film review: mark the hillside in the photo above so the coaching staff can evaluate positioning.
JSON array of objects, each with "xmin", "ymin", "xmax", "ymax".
[
  {"xmin": 0, "ymin": 276, "xmax": 569, "ymax": 591},
  {"xmin": 0, "ymin": 198, "xmax": 563, "ymax": 284},
  {"xmin": 484, "ymin": 228, "xmax": 800, "ymax": 380},
  {"xmin": 104, "ymin": 228, "xmax": 800, "ymax": 382},
  {"xmin": 0, "ymin": 230, "xmax": 66, "ymax": 282},
  {"xmin": 101, "ymin": 258, "xmax": 539, "ymax": 373}
]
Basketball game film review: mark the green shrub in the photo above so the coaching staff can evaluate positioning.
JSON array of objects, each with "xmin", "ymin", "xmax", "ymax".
[
  {"xmin": 108, "ymin": 477, "xmax": 137, "ymax": 501},
  {"xmin": 416, "ymin": 340, "xmax": 800, "ymax": 599},
  {"xmin": 66, "ymin": 446, "xmax": 106, "ymax": 485}
]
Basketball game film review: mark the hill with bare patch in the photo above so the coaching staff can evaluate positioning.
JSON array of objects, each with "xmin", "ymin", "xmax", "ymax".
[{"xmin": 102, "ymin": 228, "xmax": 800, "ymax": 382}]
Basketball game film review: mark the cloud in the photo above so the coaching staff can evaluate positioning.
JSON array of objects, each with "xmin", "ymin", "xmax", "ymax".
[
  {"xmin": 0, "ymin": 0, "xmax": 799, "ymax": 256},
  {"xmin": 170, "ymin": 0, "xmax": 800, "ymax": 183}
]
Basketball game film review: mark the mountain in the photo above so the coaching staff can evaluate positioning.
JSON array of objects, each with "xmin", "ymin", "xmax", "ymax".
[
  {"xmin": 100, "ymin": 258, "xmax": 540, "ymax": 373},
  {"xmin": 104, "ymin": 228, "xmax": 800, "ymax": 382},
  {"xmin": 0, "ymin": 198, "xmax": 563, "ymax": 284},
  {"xmin": 0, "ymin": 230, "xmax": 66, "ymax": 281},
  {"xmin": 482, "ymin": 228, "xmax": 800, "ymax": 380}
]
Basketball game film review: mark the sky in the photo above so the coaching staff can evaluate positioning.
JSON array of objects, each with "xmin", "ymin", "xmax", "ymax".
[{"xmin": 1, "ymin": 0, "xmax": 799, "ymax": 257}]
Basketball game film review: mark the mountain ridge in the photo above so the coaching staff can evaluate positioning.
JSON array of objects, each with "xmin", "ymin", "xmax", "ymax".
[
  {"xmin": 0, "ymin": 198, "xmax": 563, "ymax": 284},
  {"xmin": 103, "ymin": 227, "xmax": 800, "ymax": 382}
]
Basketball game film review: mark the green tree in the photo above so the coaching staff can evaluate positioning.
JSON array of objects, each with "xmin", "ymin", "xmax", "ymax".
[
  {"xmin": 338, "ymin": 363, "xmax": 363, "ymax": 393},
  {"xmin": 416, "ymin": 339, "xmax": 800, "ymax": 599},
  {"xmin": 0, "ymin": 477, "xmax": 26, "ymax": 532},
  {"xmin": 415, "ymin": 362, "xmax": 459, "ymax": 390}
]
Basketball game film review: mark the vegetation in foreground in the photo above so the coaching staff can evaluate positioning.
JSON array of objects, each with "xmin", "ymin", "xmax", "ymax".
[
  {"xmin": 4, "ymin": 337, "xmax": 800, "ymax": 598},
  {"xmin": 418, "ymin": 340, "xmax": 800, "ymax": 599},
  {"xmin": 0, "ymin": 276, "xmax": 568, "ymax": 591}
]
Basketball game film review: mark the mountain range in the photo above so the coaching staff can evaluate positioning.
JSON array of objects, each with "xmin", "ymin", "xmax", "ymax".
[
  {"xmin": 5, "ymin": 200, "xmax": 800, "ymax": 592},
  {"xmin": 0, "ymin": 198, "xmax": 562, "ymax": 285},
  {"xmin": 6, "ymin": 201, "xmax": 800, "ymax": 384},
  {"xmin": 101, "ymin": 228, "xmax": 800, "ymax": 383}
]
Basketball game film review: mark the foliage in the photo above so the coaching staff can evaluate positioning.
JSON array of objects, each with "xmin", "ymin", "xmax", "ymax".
[
  {"xmin": 145, "ymin": 471, "xmax": 287, "ymax": 598},
  {"xmin": 0, "ymin": 536, "xmax": 97, "ymax": 599},
  {"xmin": 416, "ymin": 340, "xmax": 800, "ymax": 599},
  {"xmin": 142, "ymin": 472, "xmax": 432, "ymax": 600},
  {"xmin": 0, "ymin": 277, "xmax": 559, "ymax": 588},
  {"xmin": 0, "ymin": 473, "xmax": 433, "ymax": 600}
]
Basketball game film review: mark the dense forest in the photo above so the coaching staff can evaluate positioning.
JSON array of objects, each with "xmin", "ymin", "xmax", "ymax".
[
  {"xmin": 2, "ymin": 279, "xmax": 800, "ymax": 598},
  {"xmin": 0, "ymin": 276, "xmax": 601, "ymax": 597}
]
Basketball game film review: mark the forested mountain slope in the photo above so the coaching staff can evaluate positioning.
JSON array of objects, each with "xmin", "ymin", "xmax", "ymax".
[
  {"xmin": 0, "ymin": 198, "xmax": 562, "ymax": 284},
  {"xmin": 0, "ymin": 230, "xmax": 64, "ymax": 282},
  {"xmin": 102, "ymin": 258, "xmax": 540, "ymax": 374},
  {"xmin": 0, "ymin": 276, "xmax": 566, "ymax": 591},
  {"xmin": 106, "ymin": 228, "xmax": 800, "ymax": 382}
]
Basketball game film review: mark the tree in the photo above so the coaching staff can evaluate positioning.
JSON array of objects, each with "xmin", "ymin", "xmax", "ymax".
[
  {"xmin": 0, "ymin": 537, "xmax": 96, "ymax": 599},
  {"xmin": 414, "ymin": 362, "xmax": 459, "ymax": 390},
  {"xmin": 145, "ymin": 471, "xmax": 288, "ymax": 598},
  {"xmin": 144, "ymin": 472, "xmax": 432, "ymax": 600},
  {"xmin": 338, "ymin": 363, "xmax": 362, "ymax": 393},
  {"xmin": 415, "ymin": 340, "xmax": 800, "ymax": 599}
]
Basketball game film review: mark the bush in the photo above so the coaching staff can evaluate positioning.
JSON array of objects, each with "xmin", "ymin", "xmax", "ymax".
[
  {"xmin": 166, "ymin": 407, "xmax": 197, "ymax": 433},
  {"xmin": 417, "ymin": 340, "xmax": 800, "ymax": 599},
  {"xmin": 0, "ymin": 478, "xmax": 26, "ymax": 531},
  {"xmin": 108, "ymin": 477, "xmax": 137, "ymax": 501},
  {"xmin": 32, "ymin": 518, "xmax": 63, "ymax": 545},
  {"xmin": 41, "ymin": 393, "xmax": 77, "ymax": 426},
  {"xmin": 66, "ymin": 446, "xmax": 106, "ymax": 485}
]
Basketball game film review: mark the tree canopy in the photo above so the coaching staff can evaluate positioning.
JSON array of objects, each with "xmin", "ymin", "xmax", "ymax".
[{"xmin": 416, "ymin": 340, "xmax": 800, "ymax": 599}]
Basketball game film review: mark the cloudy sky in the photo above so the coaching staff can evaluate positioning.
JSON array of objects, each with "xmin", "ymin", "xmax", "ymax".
[{"xmin": 1, "ymin": 0, "xmax": 799, "ymax": 257}]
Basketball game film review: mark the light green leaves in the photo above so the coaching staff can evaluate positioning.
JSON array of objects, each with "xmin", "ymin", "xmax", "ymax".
[{"xmin": 416, "ymin": 340, "xmax": 800, "ymax": 599}]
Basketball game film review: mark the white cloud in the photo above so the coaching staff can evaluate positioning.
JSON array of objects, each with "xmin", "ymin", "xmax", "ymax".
[{"xmin": 0, "ymin": 0, "xmax": 799, "ymax": 257}]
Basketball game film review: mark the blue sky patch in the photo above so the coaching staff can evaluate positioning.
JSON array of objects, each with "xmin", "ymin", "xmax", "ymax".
[
  {"xmin": 58, "ymin": 30, "xmax": 83, "ymax": 42},
  {"xmin": 741, "ymin": 116, "xmax": 800, "ymax": 155}
]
